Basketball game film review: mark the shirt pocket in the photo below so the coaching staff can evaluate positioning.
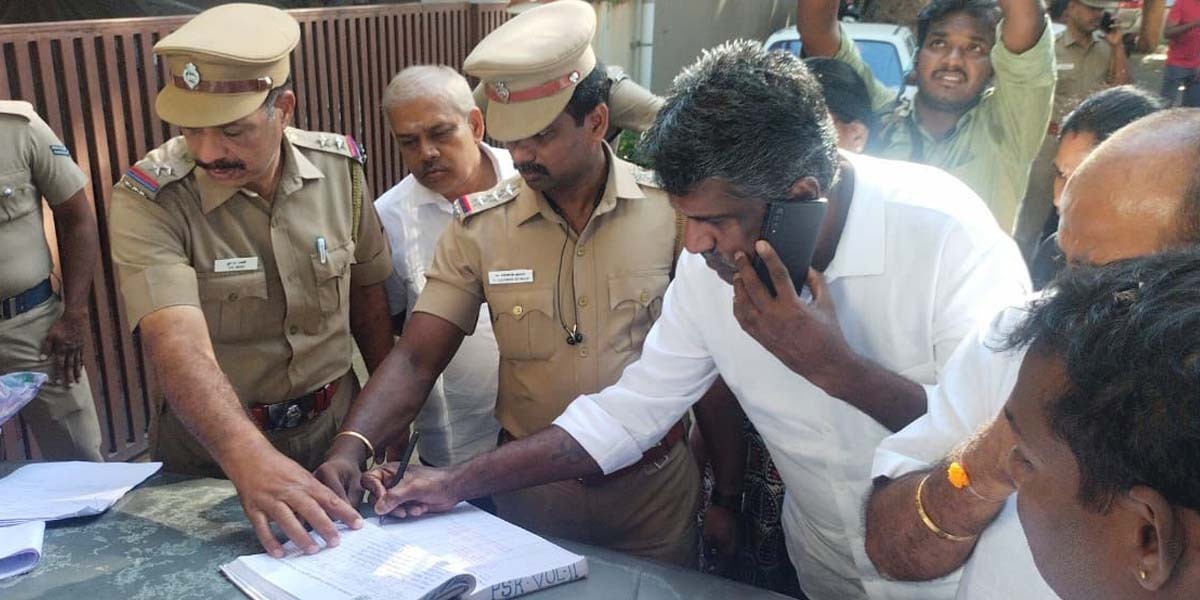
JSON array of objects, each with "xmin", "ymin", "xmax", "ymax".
[
  {"xmin": 488, "ymin": 287, "xmax": 557, "ymax": 361},
  {"xmin": 0, "ymin": 169, "xmax": 39, "ymax": 224},
  {"xmin": 197, "ymin": 270, "xmax": 270, "ymax": 342},
  {"xmin": 310, "ymin": 240, "xmax": 354, "ymax": 314},
  {"xmin": 608, "ymin": 270, "xmax": 670, "ymax": 354}
]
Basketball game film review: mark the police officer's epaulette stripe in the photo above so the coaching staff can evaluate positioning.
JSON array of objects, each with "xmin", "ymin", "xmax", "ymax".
[
  {"xmin": 345, "ymin": 134, "xmax": 365, "ymax": 164},
  {"xmin": 453, "ymin": 179, "xmax": 520, "ymax": 221},
  {"xmin": 125, "ymin": 166, "xmax": 159, "ymax": 192}
]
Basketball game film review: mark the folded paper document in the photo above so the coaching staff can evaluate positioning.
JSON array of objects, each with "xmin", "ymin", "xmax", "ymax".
[
  {"xmin": 0, "ymin": 461, "xmax": 161, "ymax": 526},
  {"xmin": 0, "ymin": 521, "xmax": 45, "ymax": 580},
  {"xmin": 221, "ymin": 503, "xmax": 587, "ymax": 600}
]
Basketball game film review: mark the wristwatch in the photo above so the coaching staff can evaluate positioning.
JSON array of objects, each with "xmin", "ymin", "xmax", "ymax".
[{"xmin": 710, "ymin": 489, "xmax": 744, "ymax": 513}]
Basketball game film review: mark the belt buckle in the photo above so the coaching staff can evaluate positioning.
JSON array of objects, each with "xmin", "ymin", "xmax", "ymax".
[
  {"xmin": 1, "ymin": 296, "xmax": 16, "ymax": 319},
  {"xmin": 642, "ymin": 449, "xmax": 673, "ymax": 475},
  {"xmin": 282, "ymin": 403, "xmax": 303, "ymax": 429}
]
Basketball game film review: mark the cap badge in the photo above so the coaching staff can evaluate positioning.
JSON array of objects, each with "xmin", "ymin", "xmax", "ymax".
[
  {"xmin": 181, "ymin": 63, "xmax": 201, "ymax": 90},
  {"xmin": 568, "ymin": 71, "xmax": 581, "ymax": 84},
  {"xmin": 493, "ymin": 82, "xmax": 510, "ymax": 104}
]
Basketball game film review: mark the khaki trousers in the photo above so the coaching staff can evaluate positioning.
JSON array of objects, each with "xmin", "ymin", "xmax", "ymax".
[
  {"xmin": 0, "ymin": 297, "xmax": 103, "ymax": 461},
  {"xmin": 151, "ymin": 371, "xmax": 356, "ymax": 478},
  {"xmin": 494, "ymin": 439, "xmax": 701, "ymax": 568}
]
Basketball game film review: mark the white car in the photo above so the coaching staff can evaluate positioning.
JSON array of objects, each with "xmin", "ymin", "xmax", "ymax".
[{"xmin": 764, "ymin": 22, "xmax": 918, "ymax": 102}]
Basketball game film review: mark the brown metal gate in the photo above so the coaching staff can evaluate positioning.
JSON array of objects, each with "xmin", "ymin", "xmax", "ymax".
[{"xmin": 0, "ymin": 2, "xmax": 509, "ymax": 461}]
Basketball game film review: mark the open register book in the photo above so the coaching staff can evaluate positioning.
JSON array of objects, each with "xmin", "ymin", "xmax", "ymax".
[{"xmin": 221, "ymin": 503, "xmax": 587, "ymax": 600}]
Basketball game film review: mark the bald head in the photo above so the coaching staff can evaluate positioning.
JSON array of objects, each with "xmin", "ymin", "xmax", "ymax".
[{"xmin": 1058, "ymin": 108, "xmax": 1200, "ymax": 265}]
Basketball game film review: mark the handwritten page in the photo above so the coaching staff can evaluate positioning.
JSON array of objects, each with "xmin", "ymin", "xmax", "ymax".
[
  {"xmin": 0, "ymin": 461, "xmax": 161, "ymax": 525},
  {"xmin": 0, "ymin": 520, "xmax": 45, "ymax": 580},
  {"xmin": 223, "ymin": 503, "xmax": 586, "ymax": 600}
]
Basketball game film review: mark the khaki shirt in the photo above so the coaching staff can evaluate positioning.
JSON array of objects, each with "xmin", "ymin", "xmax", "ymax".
[
  {"xmin": 1052, "ymin": 29, "xmax": 1113, "ymax": 124},
  {"xmin": 837, "ymin": 18, "xmax": 1056, "ymax": 231},
  {"xmin": 413, "ymin": 148, "xmax": 677, "ymax": 437},
  {"xmin": 110, "ymin": 128, "xmax": 393, "ymax": 406},
  {"xmin": 0, "ymin": 101, "xmax": 88, "ymax": 299}
]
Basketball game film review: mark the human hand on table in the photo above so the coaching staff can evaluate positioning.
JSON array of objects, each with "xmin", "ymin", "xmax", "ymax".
[
  {"xmin": 225, "ymin": 447, "xmax": 363, "ymax": 558},
  {"xmin": 361, "ymin": 463, "xmax": 462, "ymax": 519}
]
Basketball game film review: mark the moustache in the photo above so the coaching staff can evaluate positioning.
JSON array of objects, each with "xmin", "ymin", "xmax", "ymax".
[
  {"xmin": 701, "ymin": 250, "xmax": 737, "ymax": 272},
  {"xmin": 515, "ymin": 162, "xmax": 549, "ymax": 176},
  {"xmin": 195, "ymin": 158, "xmax": 247, "ymax": 171},
  {"xmin": 420, "ymin": 161, "xmax": 450, "ymax": 174}
]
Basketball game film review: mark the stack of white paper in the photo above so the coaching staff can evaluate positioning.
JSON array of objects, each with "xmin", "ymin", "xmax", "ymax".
[
  {"xmin": 0, "ymin": 521, "xmax": 45, "ymax": 580},
  {"xmin": 0, "ymin": 461, "xmax": 161, "ymax": 525}
]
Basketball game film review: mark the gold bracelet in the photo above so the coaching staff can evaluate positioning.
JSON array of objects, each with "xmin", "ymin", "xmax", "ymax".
[
  {"xmin": 916, "ymin": 473, "xmax": 977, "ymax": 543},
  {"xmin": 334, "ymin": 430, "xmax": 375, "ymax": 458}
]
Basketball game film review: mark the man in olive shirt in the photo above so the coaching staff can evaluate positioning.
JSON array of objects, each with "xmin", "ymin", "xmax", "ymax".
[
  {"xmin": 0, "ymin": 101, "xmax": 103, "ymax": 461},
  {"xmin": 798, "ymin": 0, "xmax": 1055, "ymax": 231},
  {"xmin": 317, "ymin": 0, "xmax": 699, "ymax": 566},
  {"xmin": 1013, "ymin": 0, "xmax": 1130, "ymax": 258},
  {"xmin": 109, "ymin": 4, "xmax": 393, "ymax": 558}
]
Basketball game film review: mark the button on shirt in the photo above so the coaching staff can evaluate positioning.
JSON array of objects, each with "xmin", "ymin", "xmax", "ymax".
[
  {"xmin": 413, "ymin": 146, "xmax": 678, "ymax": 438},
  {"xmin": 374, "ymin": 143, "xmax": 514, "ymax": 467},
  {"xmin": 110, "ymin": 129, "xmax": 393, "ymax": 406},
  {"xmin": 837, "ymin": 18, "xmax": 1056, "ymax": 231},
  {"xmin": 872, "ymin": 300, "xmax": 1059, "ymax": 600},
  {"xmin": 554, "ymin": 153, "xmax": 1031, "ymax": 600},
  {"xmin": 0, "ymin": 102, "xmax": 88, "ymax": 299}
]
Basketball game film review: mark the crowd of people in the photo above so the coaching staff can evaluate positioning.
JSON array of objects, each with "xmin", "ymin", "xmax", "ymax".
[{"xmin": 3, "ymin": 0, "xmax": 1199, "ymax": 599}]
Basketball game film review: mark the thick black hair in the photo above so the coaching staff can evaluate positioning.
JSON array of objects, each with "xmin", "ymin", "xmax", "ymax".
[
  {"xmin": 638, "ymin": 40, "xmax": 839, "ymax": 200},
  {"xmin": 804, "ymin": 56, "xmax": 879, "ymax": 139},
  {"xmin": 1060, "ymin": 85, "xmax": 1164, "ymax": 144},
  {"xmin": 563, "ymin": 62, "xmax": 612, "ymax": 126},
  {"xmin": 1005, "ymin": 247, "xmax": 1200, "ymax": 513},
  {"xmin": 916, "ymin": 0, "xmax": 1001, "ymax": 49}
]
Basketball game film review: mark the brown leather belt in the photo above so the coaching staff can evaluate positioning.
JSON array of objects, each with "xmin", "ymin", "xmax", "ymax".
[
  {"xmin": 500, "ymin": 420, "xmax": 686, "ymax": 487},
  {"xmin": 248, "ymin": 377, "xmax": 340, "ymax": 432}
]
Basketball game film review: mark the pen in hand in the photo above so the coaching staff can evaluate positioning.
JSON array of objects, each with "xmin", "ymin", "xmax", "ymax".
[{"xmin": 379, "ymin": 430, "xmax": 419, "ymax": 525}]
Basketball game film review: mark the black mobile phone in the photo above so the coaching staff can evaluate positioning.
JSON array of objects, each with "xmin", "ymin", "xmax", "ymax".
[
  {"xmin": 752, "ymin": 199, "xmax": 828, "ymax": 296},
  {"xmin": 1100, "ymin": 11, "xmax": 1115, "ymax": 33}
]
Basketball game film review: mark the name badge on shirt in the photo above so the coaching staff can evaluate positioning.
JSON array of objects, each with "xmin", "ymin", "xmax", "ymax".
[
  {"xmin": 488, "ymin": 269, "xmax": 534, "ymax": 285},
  {"xmin": 214, "ymin": 257, "xmax": 260, "ymax": 273},
  {"xmin": 1057, "ymin": 63, "xmax": 1075, "ymax": 71}
]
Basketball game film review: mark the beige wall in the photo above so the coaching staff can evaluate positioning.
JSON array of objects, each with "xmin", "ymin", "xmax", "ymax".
[
  {"xmin": 586, "ymin": 0, "xmax": 796, "ymax": 94},
  {"xmin": 650, "ymin": 0, "xmax": 796, "ymax": 92}
]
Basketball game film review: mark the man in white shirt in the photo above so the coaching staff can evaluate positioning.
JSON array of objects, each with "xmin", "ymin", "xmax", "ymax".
[
  {"xmin": 863, "ymin": 108, "xmax": 1200, "ymax": 600},
  {"xmin": 362, "ymin": 40, "xmax": 1028, "ymax": 599},
  {"xmin": 373, "ymin": 66, "xmax": 512, "ymax": 472}
]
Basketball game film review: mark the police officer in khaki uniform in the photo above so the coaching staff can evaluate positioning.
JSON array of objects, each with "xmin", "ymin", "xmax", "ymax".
[
  {"xmin": 1013, "ymin": 0, "xmax": 1131, "ymax": 259},
  {"xmin": 109, "ymin": 3, "xmax": 393, "ymax": 558},
  {"xmin": 0, "ymin": 101, "xmax": 103, "ymax": 461},
  {"xmin": 317, "ymin": 0, "xmax": 700, "ymax": 567}
]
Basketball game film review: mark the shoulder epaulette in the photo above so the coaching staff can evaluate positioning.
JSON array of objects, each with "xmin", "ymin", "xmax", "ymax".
[
  {"xmin": 0, "ymin": 100, "xmax": 36, "ymax": 122},
  {"xmin": 118, "ymin": 138, "xmax": 193, "ymax": 201},
  {"xmin": 454, "ymin": 176, "xmax": 521, "ymax": 222},
  {"xmin": 287, "ymin": 128, "xmax": 366, "ymax": 165},
  {"xmin": 631, "ymin": 166, "xmax": 662, "ymax": 189}
]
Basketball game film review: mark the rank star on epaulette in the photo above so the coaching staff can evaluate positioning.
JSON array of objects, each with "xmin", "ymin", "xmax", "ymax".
[{"xmin": 454, "ymin": 180, "xmax": 520, "ymax": 221}]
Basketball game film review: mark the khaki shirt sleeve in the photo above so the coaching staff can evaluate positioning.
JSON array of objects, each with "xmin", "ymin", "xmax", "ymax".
[
  {"xmin": 109, "ymin": 185, "xmax": 200, "ymax": 331},
  {"xmin": 832, "ymin": 24, "xmax": 900, "ymax": 112},
  {"xmin": 411, "ymin": 220, "xmax": 484, "ymax": 335},
  {"xmin": 25, "ymin": 114, "xmax": 87, "ymax": 206},
  {"xmin": 983, "ymin": 16, "xmax": 1057, "ymax": 165},
  {"xmin": 350, "ymin": 179, "xmax": 394, "ymax": 286}
]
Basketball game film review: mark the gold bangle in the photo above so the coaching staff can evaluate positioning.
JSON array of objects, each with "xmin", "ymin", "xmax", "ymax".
[
  {"xmin": 334, "ymin": 430, "xmax": 375, "ymax": 458},
  {"xmin": 916, "ymin": 473, "xmax": 977, "ymax": 543}
]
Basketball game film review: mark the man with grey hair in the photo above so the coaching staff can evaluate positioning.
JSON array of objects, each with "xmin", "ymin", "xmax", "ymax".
[
  {"xmin": 361, "ymin": 39, "xmax": 1029, "ymax": 599},
  {"xmin": 373, "ymin": 65, "xmax": 513, "ymax": 492}
]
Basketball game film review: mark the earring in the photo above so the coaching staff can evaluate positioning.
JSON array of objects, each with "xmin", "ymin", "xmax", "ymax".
[{"xmin": 1138, "ymin": 567, "xmax": 1149, "ymax": 582}]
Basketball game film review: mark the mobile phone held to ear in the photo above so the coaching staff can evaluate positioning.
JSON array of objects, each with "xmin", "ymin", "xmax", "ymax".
[{"xmin": 752, "ymin": 199, "xmax": 828, "ymax": 297}]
